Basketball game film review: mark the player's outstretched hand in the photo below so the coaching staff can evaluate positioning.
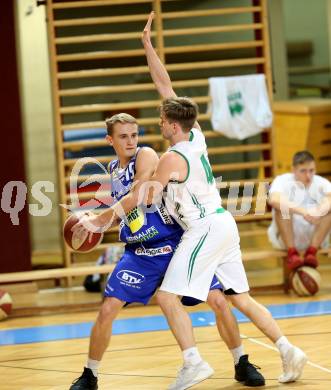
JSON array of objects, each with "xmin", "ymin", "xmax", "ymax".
[{"xmin": 142, "ymin": 11, "xmax": 154, "ymax": 45}]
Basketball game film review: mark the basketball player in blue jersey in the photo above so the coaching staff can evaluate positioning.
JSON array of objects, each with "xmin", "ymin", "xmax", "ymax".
[{"xmin": 69, "ymin": 113, "xmax": 265, "ymax": 389}]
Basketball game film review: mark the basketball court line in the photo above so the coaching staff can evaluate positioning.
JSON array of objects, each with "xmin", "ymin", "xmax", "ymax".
[
  {"xmin": 1, "ymin": 330, "xmax": 331, "ymax": 364},
  {"xmin": 1, "ymin": 299, "xmax": 331, "ymax": 345},
  {"xmin": 1, "ymin": 328, "xmax": 330, "ymax": 379},
  {"xmin": 241, "ymin": 334, "xmax": 331, "ymax": 374},
  {"xmin": 1, "ymin": 363, "xmax": 331, "ymax": 383}
]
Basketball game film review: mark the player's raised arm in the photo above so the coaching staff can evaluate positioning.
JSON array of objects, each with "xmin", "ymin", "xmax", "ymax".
[
  {"xmin": 142, "ymin": 12, "xmax": 201, "ymax": 130},
  {"xmin": 142, "ymin": 11, "xmax": 176, "ymax": 99}
]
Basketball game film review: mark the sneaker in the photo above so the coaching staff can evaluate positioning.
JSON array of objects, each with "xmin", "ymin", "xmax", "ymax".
[
  {"xmin": 278, "ymin": 346, "xmax": 307, "ymax": 383},
  {"xmin": 168, "ymin": 360, "xmax": 214, "ymax": 390},
  {"xmin": 70, "ymin": 367, "xmax": 98, "ymax": 390},
  {"xmin": 304, "ymin": 246, "xmax": 318, "ymax": 268},
  {"xmin": 286, "ymin": 248, "xmax": 304, "ymax": 271},
  {"xmin": 235, "ymin": 355, "xmax": 265, "ymax": 387}
]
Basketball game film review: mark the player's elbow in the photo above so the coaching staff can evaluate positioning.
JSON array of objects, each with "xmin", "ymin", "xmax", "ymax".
[{"xmin": 267, "ymin": 198, "xmax": 276, "ymax": 208}]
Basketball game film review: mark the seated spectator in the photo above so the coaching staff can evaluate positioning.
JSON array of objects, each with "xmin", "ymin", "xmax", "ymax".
[{"xmin": 268, "ymin": 150, "xmax": 331, "ymax": 270}]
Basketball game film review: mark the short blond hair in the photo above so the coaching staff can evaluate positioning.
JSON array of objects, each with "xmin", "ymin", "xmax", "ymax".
[{"xmin": 105, "ymin": 113, "xmax": 138, "ymax": 135}]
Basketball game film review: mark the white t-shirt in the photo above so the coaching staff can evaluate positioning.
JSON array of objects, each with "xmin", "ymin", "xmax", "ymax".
[
  {"xmin": 268, "ymin": 173, "xmax": 331, "ymax": 250},
  {"xmin": 269, "ymin": 173, "xmax": 331, "ymax": 208}
]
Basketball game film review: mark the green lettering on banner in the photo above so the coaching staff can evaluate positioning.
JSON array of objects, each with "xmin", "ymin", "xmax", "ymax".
[{"xmin": 227, "ymin": 91, "xmax": 244, "ymax": 117}]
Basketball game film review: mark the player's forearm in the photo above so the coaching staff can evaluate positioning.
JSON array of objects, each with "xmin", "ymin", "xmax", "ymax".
[
  {"xmin": 289, "ymin": 204, "xmax": 308, "ymax": 217},
  {"xmin": 143, "ymin": 40, "xmax": 175, "ymax": 99},
  {"xmin": 268, "ymin": 197, "xmax": 307, "ymax": 217},
  {"xmin": 99, "ymin": 192, "xmax": 138, "ymax": 225},
  {"xmin": 314, "ymin": 196, "xmax": 331, "ymax": 216}
]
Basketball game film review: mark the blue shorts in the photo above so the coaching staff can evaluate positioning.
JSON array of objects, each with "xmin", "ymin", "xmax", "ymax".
[
  {"xmin": 104, "ymin": 237, "xmax": 224, "ymax": 305},
  {"xmin": 104, "ymin": 236, "xmax": 180, "ymax": 305}
]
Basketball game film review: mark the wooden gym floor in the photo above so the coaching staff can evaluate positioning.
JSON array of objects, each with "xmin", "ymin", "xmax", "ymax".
[{"xmin": 1, "ymin": 283, "xmax": 331, "ymax": 390}]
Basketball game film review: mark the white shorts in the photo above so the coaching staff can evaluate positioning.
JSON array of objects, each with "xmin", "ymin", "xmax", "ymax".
[
  {"xmin": 268, "ymin": 215, "xmax": 330, "ymax": 251},
  {"xmin": 160, "ymin": 211, "xmax": 249, "ymax": 301}
]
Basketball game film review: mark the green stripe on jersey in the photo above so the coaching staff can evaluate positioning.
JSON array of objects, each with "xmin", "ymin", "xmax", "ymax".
[
  {"xmin": 216, "ymin": 207, "xmax": 225, "ymax": 213},
  {"xmin": 190, "ymin": 193, "xmax": 206, "ymax": 218},
  {"xmin": 189, "ymin": 130, "xmax": 194, "ymax": 141},
  {"xmin": 169, "ymin": 150, "xmax": 190, "ymax": 183},
  {"xmin": 200, "ymin": 154, "xmax": 214, "ymax": 184},
  {"xmin": 187, "ymin": 231, "xmax": 209, "ymax": 284}
]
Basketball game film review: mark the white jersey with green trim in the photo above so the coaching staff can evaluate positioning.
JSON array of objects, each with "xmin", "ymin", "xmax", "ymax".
[{"xmin": 164, "ymin": 128, "xmax": 223, "ymax": 229}]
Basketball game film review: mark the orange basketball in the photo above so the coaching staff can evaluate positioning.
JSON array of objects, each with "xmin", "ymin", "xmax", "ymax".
[
  {"xmin": 291, "ymin": 266, "xmax": 321, "ymax": 296},
  {"xmin": 0, "ymin": 289, "xmax": 13, "ymax": 320},
  {"xmin": 63, "ymin": 213, "xmax": 104, "ymax": 252}
]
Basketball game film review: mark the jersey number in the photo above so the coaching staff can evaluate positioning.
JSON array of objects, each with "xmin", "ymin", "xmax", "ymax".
[{"xmin": 200, "ymin": 154, "xmax": 214, "ymax": 184}]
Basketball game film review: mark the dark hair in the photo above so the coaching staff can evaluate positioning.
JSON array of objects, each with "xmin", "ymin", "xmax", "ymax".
[
  {"xmin": 160, "ymin": 97, "xmax": 198, "ymax": 132},
  {"xmin": 292, "ymin": 150, "xmax": 315, "ymax": 166},
  {"xmin": 105, "ymin": 113, "xmax": 137, "ymax": 135}
]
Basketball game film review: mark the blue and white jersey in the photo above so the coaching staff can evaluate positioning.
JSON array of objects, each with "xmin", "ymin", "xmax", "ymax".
[{"xmin": 108, "ymin": 147, "xmax": 183, "ymax": 245}]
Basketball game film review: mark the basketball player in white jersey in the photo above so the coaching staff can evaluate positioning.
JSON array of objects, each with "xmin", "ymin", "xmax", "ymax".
[{"xmin": 140, "ymin": 11, "xmax": 307, "ymax": 389}]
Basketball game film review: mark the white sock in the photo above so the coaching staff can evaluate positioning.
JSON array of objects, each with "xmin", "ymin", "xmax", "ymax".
[
  {"xmin": 183, "ymin": 347, "xmax": 202, "ymax": 366},
  {"xmin": 86, "ymin": 358, "xmax": 100, "ymax": 377},
  {"xmin": 275, "ymin": 336, "xmax": 292, "ymax": 357},
  {"xmin": 230, "ymin": 345, "xmax": 245, "ymax": 365}
]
